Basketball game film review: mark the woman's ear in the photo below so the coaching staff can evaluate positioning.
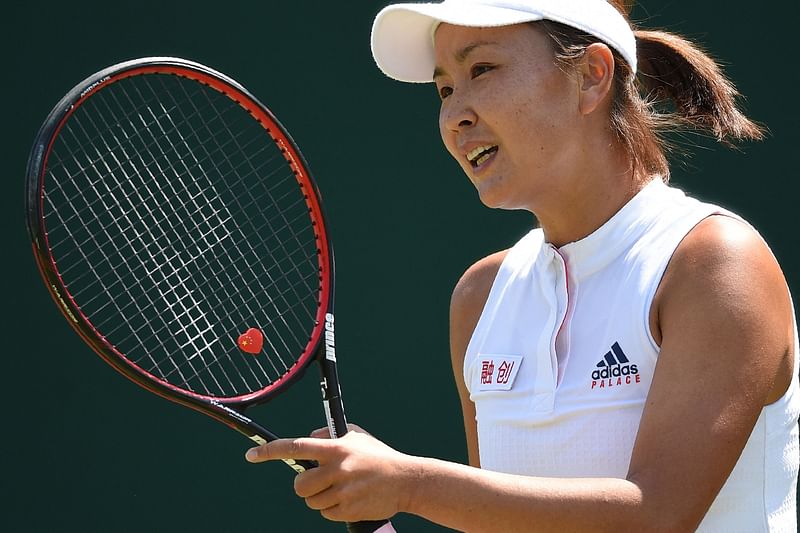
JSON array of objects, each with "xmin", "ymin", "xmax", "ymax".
[{"xmin": 578, "ymin": 43, "xmax": 616, "ymax": 116}]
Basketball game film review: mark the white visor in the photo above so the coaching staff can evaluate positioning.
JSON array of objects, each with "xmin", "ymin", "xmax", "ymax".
[{"xmin": 371, "ymin": 0, "xmax": 637, "ymax": 83}]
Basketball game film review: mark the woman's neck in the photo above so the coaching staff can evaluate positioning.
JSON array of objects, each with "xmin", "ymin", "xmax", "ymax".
[{"xmin": 534, "ymin": 152, "xmax": 650, "ymax": 248}]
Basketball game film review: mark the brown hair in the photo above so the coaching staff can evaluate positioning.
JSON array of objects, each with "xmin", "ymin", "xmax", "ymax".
[{"xmin": 538, "ymin": 0, "xmax": 765, "ymax": 182}]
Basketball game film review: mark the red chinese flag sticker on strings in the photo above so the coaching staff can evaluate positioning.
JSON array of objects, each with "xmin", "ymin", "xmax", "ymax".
[{"xmin": 238, "ymin": 328, "xmax": 264, "ymax": 354}]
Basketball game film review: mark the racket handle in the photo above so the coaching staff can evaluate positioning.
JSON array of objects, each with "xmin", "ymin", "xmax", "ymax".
[
  {"xmin": 330, "ymin": 409, "xmax": 394, "ymax": 531},
  {"xmin": 346, "ymin": 519, "xmax": 396, "ymax": 533},
  {"xmin": 317, "ymin": 343, "xmax": 395, "ymax": 532},
  {"xmin": 231, "ymin": 415, "xmax": 319, "ymax": 473}
]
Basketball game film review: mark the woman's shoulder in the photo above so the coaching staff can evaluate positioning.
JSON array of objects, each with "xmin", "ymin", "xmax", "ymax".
[
  {"xmin": 653, "ymin": 214, "xmax": 794, "ymax": 396},
  {"xmin": 663, "ymin": 213, "xmax": 780, "ymax": 288},
  {"xmin": 654, "ymin": 213, "xmax": 787, "ymax": 328},
  {"xmin": 450, "ymin": 249, "xmax": 509, "ymax": 319},
  {"xmin": 450, "ymin": 229, "xmax": 544, "ymax": 316},
  {"xmin": 449, "ymin": 250, "xmax": 509, "ymax": 373}
]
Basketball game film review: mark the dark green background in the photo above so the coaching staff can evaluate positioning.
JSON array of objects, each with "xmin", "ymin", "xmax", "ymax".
[{"xmin": 5, "ymin": 2, "xmax": 797, "ymax": 531}]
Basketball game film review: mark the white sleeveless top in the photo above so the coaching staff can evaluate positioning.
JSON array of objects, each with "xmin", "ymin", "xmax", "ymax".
[{"xmin": 464, "ymin": 179, "xmax": 798, "ymax": 532}]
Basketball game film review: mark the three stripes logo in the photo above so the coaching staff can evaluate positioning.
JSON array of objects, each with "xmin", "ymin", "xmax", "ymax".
[{"xmin": 590, "ymin": 342, "xmax": 641, "ymax": 390}]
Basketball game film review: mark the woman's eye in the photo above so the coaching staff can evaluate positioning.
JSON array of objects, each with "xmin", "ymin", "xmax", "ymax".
[
  {"xmin": 470, "ymin": 64, "xmax": 494, "ymax": 78},
  {"xmin": 438, "ymin": 86, "xmax": 453, "ymax": 100}
]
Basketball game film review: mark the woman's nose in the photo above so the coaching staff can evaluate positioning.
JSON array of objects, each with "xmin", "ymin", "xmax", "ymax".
[{"xmin": 441, "ymin": 97, "xmax": 477, "ymax": 133}]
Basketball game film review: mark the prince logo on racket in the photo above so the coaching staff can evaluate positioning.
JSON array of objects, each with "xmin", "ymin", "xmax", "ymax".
[{"xmin": 325, "ymin": 313, "xmax": 336, "ymax": 362}]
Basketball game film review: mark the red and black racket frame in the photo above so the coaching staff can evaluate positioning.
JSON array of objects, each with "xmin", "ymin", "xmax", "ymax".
[{"xmin": 25, "ymin": 58, "xmax": 354, "ymax": 479}]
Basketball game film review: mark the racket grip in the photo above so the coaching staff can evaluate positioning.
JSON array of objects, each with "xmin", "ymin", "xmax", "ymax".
[
  {"xmin": 285, "ymin": 457, "xmax": 318, "ymax": 472},
  {"xmin": 234, "ymin": 416, "xmax": 319, "ymax": 473},
  {"xmin": 346, "ymin": 519, "xmax": 395, "ymax": 533}
]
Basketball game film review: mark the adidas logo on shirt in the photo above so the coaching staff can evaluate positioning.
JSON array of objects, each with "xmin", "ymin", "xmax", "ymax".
[{"xmin": 590, "ymin": 342, "xmax": 641, "ymax": 390}]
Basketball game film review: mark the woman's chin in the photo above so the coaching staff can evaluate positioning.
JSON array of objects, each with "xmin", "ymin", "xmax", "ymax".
[{"xmin": 476, "ymin": 185, "xmax": 519, "ymax": 211}]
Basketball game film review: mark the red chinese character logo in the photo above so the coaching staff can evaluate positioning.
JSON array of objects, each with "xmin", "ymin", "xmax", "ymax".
[
  {"xmin": 496, "ymin": 360, "xmax": 515, "ymax": 384},
  {"xmin": 480, "ymin": 360, "xmax": 495, "ymax": 384}
]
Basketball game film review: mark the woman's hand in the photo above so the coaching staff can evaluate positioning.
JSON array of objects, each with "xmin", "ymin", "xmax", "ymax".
[{"xmin": 245, "ymin": 428, "xmax": 419, "ymax": 523}]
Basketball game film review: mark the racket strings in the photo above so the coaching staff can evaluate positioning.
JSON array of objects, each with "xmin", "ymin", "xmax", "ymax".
[
  {"xmin": 155, "ymin": 255, "xmax": 321, "ymax": 385},
  {"xmin": 52, "ymin": 143, "xmax": 305, "ymax": 304},
  {"xmin": 81, "ymin": 197, "xmax": 315, "ymax": 351},
  {"xmin": 55, "ymin": 88, "xmax": 249, "ymax": 394},
  {"xmin": 43, "ymin": 72, "xmax": 325, "ymax": 398},
  {"xmin": 52, "ymin": 98, "xmax": 243, "ymax": 395},
  {"xmin": 141, "ymin": 76, "xmax": 318, "ymax": 386},
  {"xmin": 48, "ymin": 89, "xmax": 273, "ymax": 246},
  {"xmin": 97, "ymin": 78, "xmax": 310, "ymax": 394},
  {"xmin": 176, "ymin": 76, "xmax": 321, "ymax": 297},
  {"xmin": 156, "ymin": 75, "xmax": 320, "ymax": 326},
  {"xmin": 132, "ymin": 75, "xmax": 318, "ymax": 390},
  {"xmin": 51, "ymin": 124, "xmax": 317, "ymax": 394}
]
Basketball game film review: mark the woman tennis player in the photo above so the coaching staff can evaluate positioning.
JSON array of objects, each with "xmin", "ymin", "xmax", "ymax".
[{"xmin": 246, "ymin": 1, "xmax": 799, "ymax": 530}]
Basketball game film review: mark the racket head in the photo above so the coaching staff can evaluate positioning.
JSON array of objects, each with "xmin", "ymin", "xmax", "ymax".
[{"xmin": 26, "ymin": 57, "xmax": 335, "ymax": 410}]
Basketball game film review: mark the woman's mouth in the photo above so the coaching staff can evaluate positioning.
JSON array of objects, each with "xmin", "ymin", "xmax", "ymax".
[{"xmin": 466, "ymin": 145, "xmax": 499, "ymax": 168}]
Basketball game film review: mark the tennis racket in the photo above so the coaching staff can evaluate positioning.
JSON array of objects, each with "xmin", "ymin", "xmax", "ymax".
[{"xmin": 25, "ymin": 57, "xmax": 393, "ymax": 533}]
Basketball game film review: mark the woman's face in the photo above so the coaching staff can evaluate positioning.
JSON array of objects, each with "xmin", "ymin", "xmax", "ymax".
[{"xmin": 434, "ymin": 23, "xmax": 583, "ymax": 211}]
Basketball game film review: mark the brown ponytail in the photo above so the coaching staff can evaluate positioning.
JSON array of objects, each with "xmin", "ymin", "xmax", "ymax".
[
  {"xmin": 538, "ymin": 1, "xmax": 765, "ymax": 181},
  {"xmin": 635, "ymin": 30, "xmax": 765, "ymax": 144}
]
